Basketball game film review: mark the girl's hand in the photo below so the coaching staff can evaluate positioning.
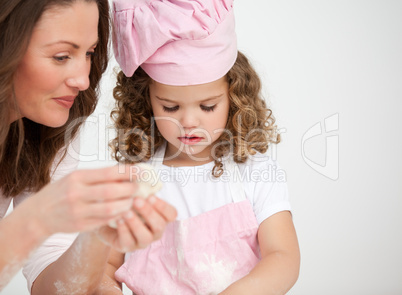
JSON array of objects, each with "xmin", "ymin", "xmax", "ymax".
[
  {"xmin": 96, "ymin": 195, "xmax": 177, "ymax": 252},
  {"xmin": 28, "ymin": 165, "xmax": 139, "ymax": 236}
]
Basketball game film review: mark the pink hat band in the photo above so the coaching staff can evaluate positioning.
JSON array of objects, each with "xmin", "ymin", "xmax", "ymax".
[{"xmin": 113, "ymin": 0, "xmax": 237, "ymax": 86}]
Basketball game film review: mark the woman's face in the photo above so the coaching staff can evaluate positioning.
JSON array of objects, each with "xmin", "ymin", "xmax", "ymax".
[{"xmin": 11, "ymin": 1, "xmax": 99, "ymax": 127}]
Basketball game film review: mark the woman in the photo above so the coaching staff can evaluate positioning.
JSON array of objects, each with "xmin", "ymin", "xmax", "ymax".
[{"xmin": 0, "ymin": 0, "xmax": 176, "ymax": 292}]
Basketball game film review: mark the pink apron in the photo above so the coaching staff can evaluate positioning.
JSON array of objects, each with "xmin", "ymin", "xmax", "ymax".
[{"xmin": 115, "ymin": 147, "xmax": 261, "ymax": 295}]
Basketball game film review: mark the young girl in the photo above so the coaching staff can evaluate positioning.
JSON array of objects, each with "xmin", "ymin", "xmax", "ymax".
[{"xmin": 104, "ymin": 0, "xmax": 300, "ymax": 293}]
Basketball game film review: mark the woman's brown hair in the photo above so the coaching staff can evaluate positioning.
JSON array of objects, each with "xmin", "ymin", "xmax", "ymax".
[
  {"xmin": 111, "ymin": 51, "xmax": 280, "ymax": 177},
  {"xmin": 0, "ymin": 0, "xmax": 110, "ymax": 197}
]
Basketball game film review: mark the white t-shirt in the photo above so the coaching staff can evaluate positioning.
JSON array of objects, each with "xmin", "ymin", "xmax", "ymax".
[
  {"xmin": 0, "ymin": 135, "xmax": 81, "ymax": 291},
  {"xmin": 150, "ymin": 151, "xmax": 291, "ymax": 225}
]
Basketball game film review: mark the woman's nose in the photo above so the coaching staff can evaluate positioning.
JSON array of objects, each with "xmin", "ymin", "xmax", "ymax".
[{"xmin": 65, "ymin": 58, "xmax": 91, "ymax": 91}]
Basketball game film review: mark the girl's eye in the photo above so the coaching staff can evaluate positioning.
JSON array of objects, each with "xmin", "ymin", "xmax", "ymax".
[
  {"xmin": 53, "ymin": 56, "xmax": 70, "ymax": 62},
  {"xmin": 200, "ymin": 105, "xmax": 216, "ymax": 112},
  {"xmin": 163, "ymin": 105, "xmax": 179, "ymax": 113}
]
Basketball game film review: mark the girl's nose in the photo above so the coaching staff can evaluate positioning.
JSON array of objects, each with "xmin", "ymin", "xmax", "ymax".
[
  {"xmin": 180, "ymin": 110, "xmax": 198, "ymax": 129},
  {"xmin": 66, "ymin": 59, "xmax": 91, "ymax": 91}
]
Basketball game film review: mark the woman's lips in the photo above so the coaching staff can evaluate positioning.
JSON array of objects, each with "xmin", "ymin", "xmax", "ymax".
[
  {"xmin": 53, "ymin": 96, "xmax": 76, "ymax": 109},
  {"xmin": 178, "ymin": 135, "xmax": 203, "ymax": 145}
]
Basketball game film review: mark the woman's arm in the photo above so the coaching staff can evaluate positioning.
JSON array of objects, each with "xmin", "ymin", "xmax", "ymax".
[
  {"xmin": 220, "ymin": 211, "xmax": 300, "ymax": 295},
  {"xmin": 0, "ymin": 198, "xmax": 49, "ymax": 290},
  {"xmin": 0, "ymin": 164, "xmax": 148, "ymax": 290}
]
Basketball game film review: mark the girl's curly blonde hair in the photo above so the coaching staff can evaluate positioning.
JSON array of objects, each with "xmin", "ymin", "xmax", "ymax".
[{"xmin": 111, "ymin": 51, "xmax": 280, "ymax": 177}]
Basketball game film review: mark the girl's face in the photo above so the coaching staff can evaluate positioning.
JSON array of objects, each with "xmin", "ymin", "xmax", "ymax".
[
  {"xmin": 150, "ymin": 76, "xmax": 230, "ymax": 165},
  {"xmin": 11, "ymin": 1, "xmax": 99, "ymax": 127}
]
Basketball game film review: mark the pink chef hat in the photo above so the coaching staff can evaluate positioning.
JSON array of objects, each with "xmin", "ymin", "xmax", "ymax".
[{"xmin": 112, "ymin": 0, "xmax": 237, "ymax": 86}]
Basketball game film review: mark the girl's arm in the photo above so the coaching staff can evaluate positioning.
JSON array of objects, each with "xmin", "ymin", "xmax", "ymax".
[{"xmin": 219, "ymin": 211, "xmax": 300, "ymax": 295}]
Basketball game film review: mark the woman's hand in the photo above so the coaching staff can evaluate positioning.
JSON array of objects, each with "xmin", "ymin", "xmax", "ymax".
[
  {"xmin": 28, "ymin": 165, "xmax": 140, "ymax": 236},
  {"xmin": 96, "ymin": 195, "xmax": 177, "ymax": 252}
]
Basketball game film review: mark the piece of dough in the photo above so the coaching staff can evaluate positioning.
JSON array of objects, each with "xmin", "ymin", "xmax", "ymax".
[
  {"xmin": 132, "ymin": 163, "xmax": 163, "ymax": 198},
  {"xmin": 108, "ymin": 163, "xmax": 162, "ymax": 228}
]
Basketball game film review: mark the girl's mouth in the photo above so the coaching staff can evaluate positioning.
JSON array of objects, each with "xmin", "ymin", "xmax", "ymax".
[{"xmin": 178, "ymin": 136, "xmax": 203, "ymax": 145}]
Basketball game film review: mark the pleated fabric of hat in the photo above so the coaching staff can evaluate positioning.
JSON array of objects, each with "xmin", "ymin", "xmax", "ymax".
[{"xmin": 112, "ymin": 0, "xmax": 237, "ymax": 86}]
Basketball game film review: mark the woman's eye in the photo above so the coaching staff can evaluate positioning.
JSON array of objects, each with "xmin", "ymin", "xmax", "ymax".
[
  {"xmin": 86, "ymin": 51, "xmax": 96, "ymax": 59},
  {"xmin": 201, "ymin": 105, "xmax": 216, "ymax": 112},
  {"xmin": 163, "ymin": 106, "xmax": 179, "ymax": 113},
  {"xmin": 53, "ymin": 56, "xmax": 70, "ymax": 62}
]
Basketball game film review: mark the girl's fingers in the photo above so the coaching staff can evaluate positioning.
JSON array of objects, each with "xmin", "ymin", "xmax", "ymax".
[
  {"xmin": 90, "ymin": 195, "xmax": 177, "ymax": 252},
  {"xmin": 123, "ymin": 210, "xmax": 154, "ymax": 249},
  {"xmin": 147, "ymin": 196, "xmax": 178, "ymax": 222},
  {"xmin": 132, "ymin": 198, "xmax": 168, "ymax": 238},
  {"xmin": 115, "ymin": 218, "xmax": 137, "ymax": 252}
]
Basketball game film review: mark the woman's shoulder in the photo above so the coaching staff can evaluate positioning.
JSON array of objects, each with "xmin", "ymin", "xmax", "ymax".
[{"xmin": 50, "ymin": 133, "xmax": 81, "ymax": 182}]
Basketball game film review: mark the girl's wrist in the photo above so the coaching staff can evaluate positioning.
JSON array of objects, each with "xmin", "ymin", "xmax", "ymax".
[{"xmin": 80, "ymin": 230, "xmax": 111, "ymax": 248}]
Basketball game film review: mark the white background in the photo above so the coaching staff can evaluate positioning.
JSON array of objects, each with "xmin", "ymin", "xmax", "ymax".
[{"xmin": 3, "ymin": 0, "xmax": 402, "ymax": 294}]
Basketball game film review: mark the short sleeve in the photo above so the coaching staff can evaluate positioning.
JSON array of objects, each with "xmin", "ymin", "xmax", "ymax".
[
  {"xmin": 240, "ymin": 152, "xmax": 292, "ymax": 224},
  {"xmin": 0, "ymin": 195, "xmax": 12, "ymax": 219},
  {"xmin": 22, "ymin": 233, "xmax": 78, "ymax": 291}
]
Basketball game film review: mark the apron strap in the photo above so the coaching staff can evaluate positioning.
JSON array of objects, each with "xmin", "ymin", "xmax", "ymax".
[{"xmin": 150, "ymin": 141, "xmax": 166, "ymax": 172}]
